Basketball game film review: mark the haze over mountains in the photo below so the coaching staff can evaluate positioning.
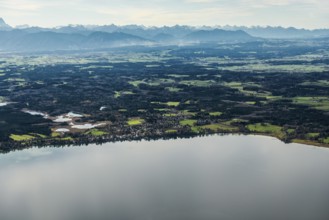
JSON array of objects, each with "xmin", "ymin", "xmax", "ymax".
[{"xmin": 0, "ymin": 18, "xmax": 329, "ymax": 52}]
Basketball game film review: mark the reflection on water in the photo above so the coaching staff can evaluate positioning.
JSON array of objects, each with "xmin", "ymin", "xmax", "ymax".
[{"xmin": 0, "ymin": 135, "xmax": 329, "ymax": 220}]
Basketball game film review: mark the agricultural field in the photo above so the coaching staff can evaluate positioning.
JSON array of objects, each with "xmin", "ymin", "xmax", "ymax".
[{"xmin": 0, "ymin": 39, "xmax": 328, "ymax": 152}]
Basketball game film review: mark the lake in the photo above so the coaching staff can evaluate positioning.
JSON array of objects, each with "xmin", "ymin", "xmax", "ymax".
[{"xmin": 0, "ymin": 135, "xmax": 328, "ymax": 220}]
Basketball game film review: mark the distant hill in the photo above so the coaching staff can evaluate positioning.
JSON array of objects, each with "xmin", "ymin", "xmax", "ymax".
[
  {"xmin": 185, "ymin": 29, "xmax": 255, "ymax": 42},
  {"xmin": 221, "ymin": 26, "xmax": 329, "ymax": 39},
  {"xmin": 84, "ymin": 31, "xmax": 150, "ymax": 48},
  {"xmin": 0, "ymin": 31, "xmax": 152, "ymax": 51},
  {"xmin": 152, "ymin": 33, "xmax": 175, "ymax": 42}
]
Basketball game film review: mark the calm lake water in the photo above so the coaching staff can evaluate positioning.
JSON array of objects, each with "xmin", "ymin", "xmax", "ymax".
[{"xmin": 0, "ymin": 135, "xmax": 329, "ymax": 220}]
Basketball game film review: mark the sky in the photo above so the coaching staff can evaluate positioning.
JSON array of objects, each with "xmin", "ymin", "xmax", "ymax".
[{"xmin": 0, "ymin": 0, "xmax": 328, "ymax": 29}]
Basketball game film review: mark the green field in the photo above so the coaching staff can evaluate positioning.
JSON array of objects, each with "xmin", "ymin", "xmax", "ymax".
[
  {"xmin": 209, "ymin": 112, "xmax": 222, "ymax": 116},
  {"xmin": 180, "ymin": 80, "xmax": 215, "ymax": 87},
  {"xmin": 163, "ymin": 113, "xmax": 178, "ymax": 117},
  {"xmin": 127, "ymin": 118, "xmax": 145, "ymax": 126},
  {"xmin": 180, "ymin": 119, "xmax": 197, "ymax": 126},
  {"xmin": 292, "ymin": 97, "xmax": 329, "ymax": 111},
  {"xmin": 199, "ymin": 123, "xmax": 238, "ymax": 132},
  {"xmin": 10, "ymin": 134, "xmax": 35, "ymax": 141},
  {"xmin": 246, "ymin": 123, "xmax": 284, "ymax": 138},
  {"xmin": 166, "ymin": 102, "xmax": 180, "ymax": 107},
  {"xmin": 165, "ymin": 129, "xmax": 178, "ymax": 134},
  {"xmin": 306, "ymin": 133, "xmax": 320, "ymax": 138},
  {"xmin": 166, "ymin": 87, "xmax": 182, "ymax": 92},
  {"xmin": 86, "ymin": 129, "xmax": 107, "ymax": 136}
]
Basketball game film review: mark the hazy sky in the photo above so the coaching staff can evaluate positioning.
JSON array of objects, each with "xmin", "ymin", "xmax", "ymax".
[{"xmin": 0, "ymin": 0, "xmax": 328, "ymax": 29}]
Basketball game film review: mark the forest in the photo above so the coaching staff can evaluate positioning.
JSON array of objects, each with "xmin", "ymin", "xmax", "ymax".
[{"xmin": 0, "ymin": 38, "xmax": 328, "ymax": 152}]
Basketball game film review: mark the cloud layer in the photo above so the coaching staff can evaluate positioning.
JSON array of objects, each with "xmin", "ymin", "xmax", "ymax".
[{"xmin": 0, "ymin": 0, "xmax": 328, "ymax": 28}]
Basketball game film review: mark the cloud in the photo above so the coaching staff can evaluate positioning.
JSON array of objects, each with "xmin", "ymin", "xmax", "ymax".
[
  {"xmin": 242, "ymin": 0, "xmax": 328, "ymax": 7},
  {"xmin": 0, "ymin": 0, "xmax": 58, "ymax": 11},
  {"xmin": 0, "ymin": 0, "xmax": 327, "ymax": 28},
  {"xmin": 184, "ymin": 0, "xmax": 217, "ymax": 3}
]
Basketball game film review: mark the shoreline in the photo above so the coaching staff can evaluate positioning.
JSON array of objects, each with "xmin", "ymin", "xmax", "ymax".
[{"xmin": 1, "ymin": 130, "xmax": 328, "ymax": 154}]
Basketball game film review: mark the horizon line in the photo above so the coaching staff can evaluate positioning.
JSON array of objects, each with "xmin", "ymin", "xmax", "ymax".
[
  {"xmin": 1, "ymin": 18, "xmax": 328, "ymax": 31},
  {"xmin": 9, "ymin": 24, "xmax": 329, "ymax": 31}
]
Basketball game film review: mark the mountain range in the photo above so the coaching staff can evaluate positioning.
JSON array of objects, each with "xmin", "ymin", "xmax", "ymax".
[{"xmin": 0, "ymin": 18, "xmax": 328, "ymax": 52}]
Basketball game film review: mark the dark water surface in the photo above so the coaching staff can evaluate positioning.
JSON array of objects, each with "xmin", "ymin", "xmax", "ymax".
[{"xmin": 0, "ymin": 135, "xmax": 329, "ymax": 220}]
